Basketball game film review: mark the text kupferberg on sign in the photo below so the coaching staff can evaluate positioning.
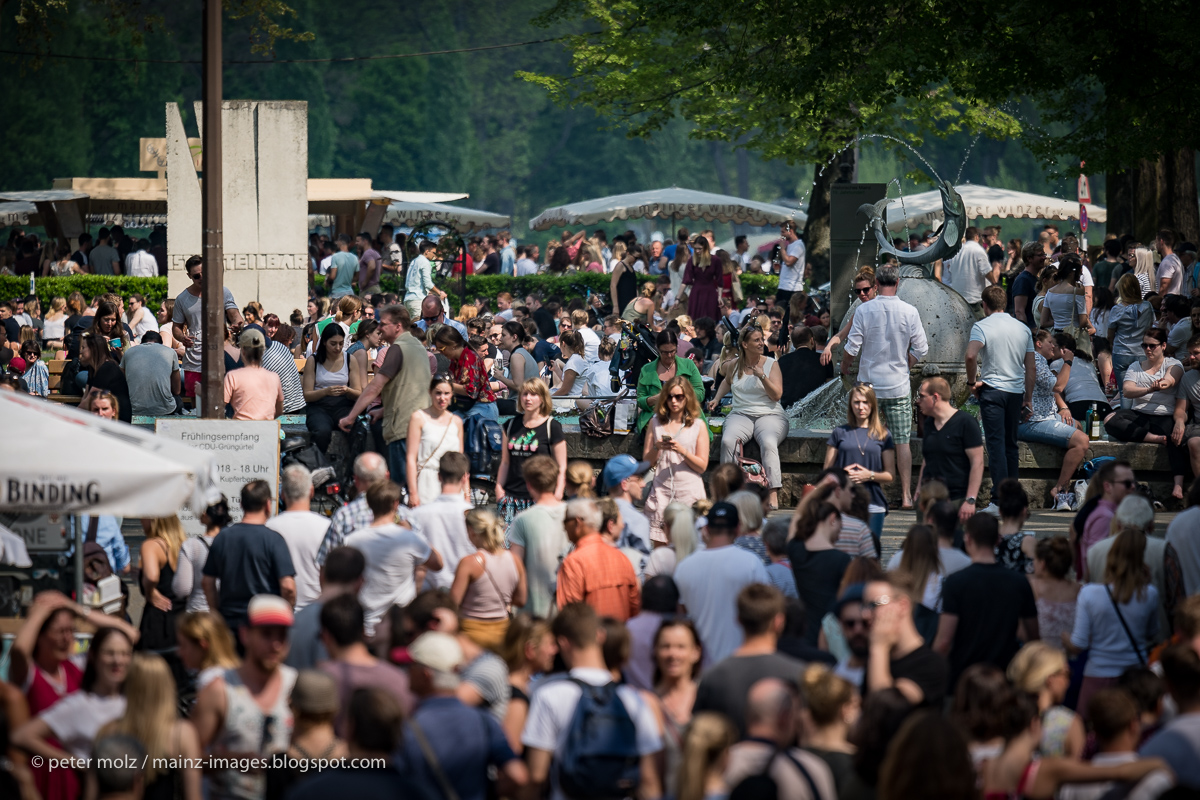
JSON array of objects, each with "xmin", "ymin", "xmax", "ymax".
[{"xmin": 155, "ymin": 419, "xmax": 280, "ymax": 536}]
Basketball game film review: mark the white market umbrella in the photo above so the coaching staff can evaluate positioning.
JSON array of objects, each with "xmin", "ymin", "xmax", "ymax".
[
  {"xmin": 0, "ymin": 201, "xmax": 35, "ymax": 227},
  {"xmin": 883, "ymin": 183, "xmax": 1106, "ymax": 231},
  {"xmin": 529, "ymin": 187, "xmax": 807, "ymax": 231},
  {"xmin": 0, "ymin": 393, "xmax": 220, "ymax": 517},
  {"xmin": 383, "ymin": 201, "xmax": 511, "ymax": 233}
]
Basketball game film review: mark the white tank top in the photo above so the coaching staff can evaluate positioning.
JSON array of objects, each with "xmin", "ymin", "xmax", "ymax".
[
  {"xmin": 213, "ymin": 666, "xmax": 296, "ymax": 799},
  {"xmin": 730, "ymin": 357, "xmax": 784, "ymax": 416},
  {"xmin": 314, "ymin": 356, "xmax": 349, "ymax": 390}
]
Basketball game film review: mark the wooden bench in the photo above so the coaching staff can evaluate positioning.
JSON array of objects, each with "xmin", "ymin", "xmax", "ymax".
[{"xmin": 46, "ymin": 359, "xmax": 82, "ymax": 404}]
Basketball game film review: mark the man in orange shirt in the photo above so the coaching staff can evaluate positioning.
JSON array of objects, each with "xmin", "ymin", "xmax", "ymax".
[{"xmin": 557, "ymin": 498, "xmax": 641, "ymax": 622}]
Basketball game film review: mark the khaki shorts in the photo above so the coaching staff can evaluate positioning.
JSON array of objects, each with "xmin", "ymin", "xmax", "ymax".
[{"xmin": 879, "ymin": 394, "xmax": 914, "ymax": 444}]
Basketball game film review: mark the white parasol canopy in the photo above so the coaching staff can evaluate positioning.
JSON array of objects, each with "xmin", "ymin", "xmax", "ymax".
[
  {"xmin": 0, "ymin": 393, "xmax": 221, "ymax": 517},
  {"xmin": 529, "ymin": 187, "xmax": 807, "ymax": 231},
  {"xmin": 884, "ymin": 183, "xmax": 1106, "ymax": 231},
  {"xmin": 383, "ymin": 200, "xmax": 511, "ymax": 232},
  {"xmin": 0, "ymin": 201, "xmax": 34, "ymax": 227}
]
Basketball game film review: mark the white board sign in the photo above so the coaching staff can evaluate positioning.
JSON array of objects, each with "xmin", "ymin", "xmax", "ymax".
[
  {"xmin": 0, "ymin": 512, "xmax": 69, "ymax": 550},
  {"xmin": 155, "ymin": 420, "xmax": 280, "ymax": 535}
]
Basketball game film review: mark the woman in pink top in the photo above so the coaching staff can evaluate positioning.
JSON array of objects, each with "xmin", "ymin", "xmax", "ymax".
[
  {"xmin": 223, "ymin": 328, "xmax": 283, "ymax": 420},
  {"xmin": 452, "ymin": 509, "xmax": 526, "ymax": 651}
]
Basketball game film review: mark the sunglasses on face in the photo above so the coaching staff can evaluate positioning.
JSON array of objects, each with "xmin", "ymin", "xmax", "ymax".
[
  {"xmin": 1142, "ymin": 341, "xmax": 1162, "ymax": 350},
  {"xmin": 854, "ymin": 286, "xmax": 872, "ymax": 295},
  {"xmin": 667, "ymin": 393, "xmax": 685, "ymax": 401},
  {"xmin": 840, "ymin": 618, "xmax": 869, "ymax": 630}
]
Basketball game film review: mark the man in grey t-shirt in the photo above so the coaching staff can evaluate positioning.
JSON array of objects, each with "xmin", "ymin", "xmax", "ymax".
[
  {"xmin": 88, "ymin": 229, "xmax": 121, "ymax": 276},
  {"xmin": 170, "ymin": 256, "xmax": 244, "ymax": 396},
  {"xmin": 122, "ymin": 332, "xmax": 181, "ymax": 416}
]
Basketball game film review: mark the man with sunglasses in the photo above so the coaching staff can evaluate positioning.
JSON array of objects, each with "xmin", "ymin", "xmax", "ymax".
[
  {"xmin": 1078, "ymin": 460, "xmax": 1137, "ymax": 579},
  {"xmin": 171, "ymin": 255, "xmax": 245, "ymax": 398}
]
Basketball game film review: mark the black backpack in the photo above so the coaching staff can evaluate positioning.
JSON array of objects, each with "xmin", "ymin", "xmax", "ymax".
[{"xmin": 554, "ymin": 679, "xmax": 640, "ymax": 799}]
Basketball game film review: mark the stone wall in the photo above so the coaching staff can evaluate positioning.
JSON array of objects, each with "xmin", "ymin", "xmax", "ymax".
[{"xmin": 562, "ymin": 426, "xmax": 1180, "ymax": 509}]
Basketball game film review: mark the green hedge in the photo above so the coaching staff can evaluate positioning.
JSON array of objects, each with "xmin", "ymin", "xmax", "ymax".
[
  {"xmin": 1, "ymin": 271, "xmax": 779, "ymax": 316},
  {"xmin": 0, "ymin": 276, "xmax": 169, "ymax": 313}
]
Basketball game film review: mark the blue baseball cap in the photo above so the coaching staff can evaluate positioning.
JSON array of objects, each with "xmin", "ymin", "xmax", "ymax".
[
  {"xmin": 601, "ymin": 454, "xmax": 652, "ymax": 489},
  {"xmin": 706, "ymin": 501, "xmax": 739, "ymax": 530}
]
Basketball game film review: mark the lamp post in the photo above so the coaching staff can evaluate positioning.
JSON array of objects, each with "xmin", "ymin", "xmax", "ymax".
[{"xmin": 201, "ymin": 0, "xmax": 225, "ymax": 418}]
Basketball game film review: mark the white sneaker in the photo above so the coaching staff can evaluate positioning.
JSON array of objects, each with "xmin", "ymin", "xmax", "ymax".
[
  {"xmin": 980, "ymin": 503, "xmax": 1001, "ymax": 517},
  {"xmin": 1053, "ymin": 493, "xmax": 1073, "ymax": 512}
]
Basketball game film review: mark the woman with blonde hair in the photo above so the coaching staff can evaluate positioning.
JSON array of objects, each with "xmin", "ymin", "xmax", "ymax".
[
  {"xmin": 564, "ymin": 460, "xmax": 596, "ymax": 499},
  {"xmin": 42, "ymin": 296, "xmax": 68, "ymax": 348},
  {"xmin": 824, "ymin": 383, "xmax": 895, "ymax": 549},
  {"xmin": 1065, "ymin": 523, "xmax": 1159, "ymax": 717},
  {"xmin": 175, "ymin": 611, "xmax": 238, "ymax": 698},
  {"xmin": 1108, "ymin": 272, "xmax": 1155, "ymax": 392},
  {"xmin": 452, "ymin": 509, "xmax": 526, "ymax": 650},
  {"xmin": 676, "ymin": 712, "xmax": 736, "ymax": 800},
  {"xmin": 644, "ymin": 502, "xmax": 697, "ymax": 579},
  {"xmin": 138, "ymin": 516, "xmax": 187, "ymax": 660},
  {"xmin": 802, "ymin": 664, "xmax": 860, "ymax": 793},
  {"xmin": 495, "ymin": 378, "xmax": 567, "ymax": 523},
  {"xmin": 456, "ymin": 304, "xmax": 479, "ymax": 323},
  {"xmin": 1007, "ymin": 641, "xmax": 1084, "ymax": 758},
  {"xmin": 1131, "ymin": 246, "xmax": 1156, "ymax": 297},
  {"xmin": 643, "ymin": 376, "xmax": 709, "ymax": 544},
  {"xmin": 727, "ymin": 489, "xmax": 767, "ymax": 562},
  {"xmin": 97, "ymin": 653, "xmax": 202, "ymax": 800},
  {"xmin": 501, "ymin": 615, "xmax": 557, "ymax": 753},
  {"xmin": 707, "ymin": 325, "xmax": 787, "ymax": 509}
]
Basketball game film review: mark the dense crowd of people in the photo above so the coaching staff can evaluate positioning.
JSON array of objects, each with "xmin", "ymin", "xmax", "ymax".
[{"xmin": 3, "ymin": 218, "xmax": 1200, "ymax": 799}]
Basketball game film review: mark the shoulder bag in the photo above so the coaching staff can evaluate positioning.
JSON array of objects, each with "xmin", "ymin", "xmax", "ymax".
[
  {"xmin": 581, "ymin": 389, "xmax": 625, "ymax": 438},
  {"xmin": 1062, "ymin": 285, "xmax": 1094, "ymax": 359},
  {"xmin": 1105, "ymin": 585, "xmax": 1147, "ymax": 666}
]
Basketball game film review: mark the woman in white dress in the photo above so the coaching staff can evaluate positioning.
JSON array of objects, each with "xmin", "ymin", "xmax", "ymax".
[{"xmin": 406, "ymin": 374, "xmax": 465, "ymax": 507}]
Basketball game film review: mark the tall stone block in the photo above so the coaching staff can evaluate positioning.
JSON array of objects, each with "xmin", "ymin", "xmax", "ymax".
[{"xmin": 166, "ymin": 100, "xmax": 309, "ymax": 315}]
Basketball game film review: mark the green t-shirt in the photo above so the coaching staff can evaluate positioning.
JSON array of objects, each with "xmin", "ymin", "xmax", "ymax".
[{"xmin": 328, "ymin": 251, "xmax": 358, "ymax": 298}]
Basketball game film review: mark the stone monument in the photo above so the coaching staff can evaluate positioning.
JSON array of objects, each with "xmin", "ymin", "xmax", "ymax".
[{"xmin": 165, "ymin": 100, "xmax": 309, "ymax": 314}]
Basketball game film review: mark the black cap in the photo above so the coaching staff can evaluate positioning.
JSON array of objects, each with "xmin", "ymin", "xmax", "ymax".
[{"xmin": 707, "ymin": 501, "xmax": 739, "ymax": 529}]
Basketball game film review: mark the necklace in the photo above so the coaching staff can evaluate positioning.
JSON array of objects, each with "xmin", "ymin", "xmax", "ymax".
[{"xmin": 853, "ymin": 425, "xmax": 869, "ymax": 457}]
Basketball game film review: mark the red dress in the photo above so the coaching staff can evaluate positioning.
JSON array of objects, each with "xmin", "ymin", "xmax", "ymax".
[
  {"xmin": 27, "ymin": 660, "xmax": 83, "ymax": 800},
  {"xmin": 683, "ymin": 253, "xmax": 722, "ymax": 321}
]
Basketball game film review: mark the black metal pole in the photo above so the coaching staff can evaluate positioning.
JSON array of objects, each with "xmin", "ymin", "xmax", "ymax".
[{"xmin": 201, "ymin": 0, "xmax": 224, "ymax": 418}]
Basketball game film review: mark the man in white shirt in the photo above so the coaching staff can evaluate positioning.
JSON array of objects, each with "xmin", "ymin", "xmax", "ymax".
[
  {"xmin": 965, "ymin": 285, "xmax": 1035, "ymax": 491},
  {"xmin": 673, "ymin": 502, "xmax": 771, "ymax": 666},
  {"xmin": 842, "ymin": 265, "xmax": 928, "ymax": 508},
  {"xmin": 407, "ymin": 452, "xmax": 475, "ymax": 590},
  {"xmin": 124, "ymin": 239, "xmax": 159, "ymax": 277},
  {"xmin": 941, "ymin": 227, "xmax": 996, "ymax": 315},
  {"xmin": 317, "ymin": 240, "xmax": 334, "ymax": 276},
  {"xmin": 344, "ymin": 481, "xmax": 442, "ymax": 637},
  {"xmin": 171, "ymin": 255, "xmax": 244, "ymax": 399},
  {"xmin": 404, "ymin": 240, "xmax": 444, "ymax": 319},
  {"xmin": 733, "ymin": 235, "xmax": 753, "ymax": 272},
  {"xmin": 1158, "ymin": 229, "xmax": 1184, "ymax": 297},
  {"xmin": 515, "ymin": 246, "xmax": 540, "ymax": 276},
  {"xmin": 522, "ymin": 602, "xmax": 662, "ymax": 800},
  {"xmin": 776, "ymin": 221, "xmax": 806, "ymax": 306},
  {"xmin": 266, "ymin": 464, "xmax": 331, "ymax": 611}
]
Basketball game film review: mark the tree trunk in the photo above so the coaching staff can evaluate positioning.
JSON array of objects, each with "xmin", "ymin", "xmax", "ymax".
[
  {"xmin": 1133, "ymin": 158, "xmax": 1161, "ymax": 243},
  {"xmin": 1106, "ymin": 168, "xmax": 1133, "ymax": 237},
  {"xmin": 805, "ymin": 163, "xmax": 833, "ymax": 282},
  {"xmin": 1167, "ymin": 148, "xmax": 1199, "ymax": 242},
  {"xmin": 710, "ymin": 142, "xmax": 732, "ymax": 196}
]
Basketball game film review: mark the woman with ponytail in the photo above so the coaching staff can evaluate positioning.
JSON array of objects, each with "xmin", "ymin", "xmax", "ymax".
[
  {"xmin": 451, "ymin": 509, "xmax": 527, "ymax": 650},
  {"xmin": 676, "ymin": 712, "xmax": 736, "ymax": 800}
]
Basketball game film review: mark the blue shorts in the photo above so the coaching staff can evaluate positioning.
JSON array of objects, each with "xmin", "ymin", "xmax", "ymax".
[{"xmin": 1018, "ymin": 417, "xmax": 1077, "ymax": 448}]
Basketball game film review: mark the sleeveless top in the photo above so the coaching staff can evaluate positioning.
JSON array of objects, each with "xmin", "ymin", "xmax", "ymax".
[
  {"xmin": 460, "ymin": 550, "xmax": 520, "ymax": 620},
  {"xmin": 138, "ymin": 542, "xmax": 182, "ymax": 653},
  {"xmin": 414, "ymin": 414, "xmax": 462, "ymax": 505},
  {"xmin": 43, "ymin": 314, "xmax": 67, "ymax": 339},
  {"xmin": 622, "ymin": 299, "xmax": 653, "ymax": 325},
  {"xmin": 27, "ymin": 660, "xmax": 84, "ymax": 800},
  {"xmin": 730, "ymin": 358, "xmax": 784, "ymax": 416},
  {"xmin": 313, "ymin": 356, "xmax": 349, "ymax": 390},
  {"xmin": 212, "ymin": 666, "xmax": 297, "ymax": 800},
  {"xmin": 142, "ymin": 725, "xmax": 182, "ymax": 800},
  {"xmin": 1035, "ymin": 598, "xmax": 1076, "ymax": 654},
  {"xmin": 382, "ymin": 332, "xmax": 433, "ymax": 445}
]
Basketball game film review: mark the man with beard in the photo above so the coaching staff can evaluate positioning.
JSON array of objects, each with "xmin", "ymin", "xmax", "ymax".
[
  {"xmin": 193, "ymin": 595, "xmax": 298, "ymax": 800},
  {"xmin": 832, "ymin": 586, "xmax": 870, "ymax": 687}
]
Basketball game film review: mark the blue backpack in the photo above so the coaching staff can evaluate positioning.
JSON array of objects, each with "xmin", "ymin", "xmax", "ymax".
[
  {"xmin": 465, "ymin": 416, "xmax": 503, "ymax": 480},
  {"xmin": 555, "ymin": 679, "xmax": 641, "ymax": 800}
]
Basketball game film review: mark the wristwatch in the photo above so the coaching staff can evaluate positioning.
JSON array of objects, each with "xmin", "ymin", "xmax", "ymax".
[{"xmin": 964, "ymin": 497, "xmax": 977, "ymax": 506}]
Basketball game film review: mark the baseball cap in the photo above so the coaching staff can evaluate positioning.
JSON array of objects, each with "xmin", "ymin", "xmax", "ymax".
[
  {"xmin": 408, "ymin": 632, "xmax": 463, "ymax": 673},
  {"xmin": 238, "ymin": 327, "xmax": 266, "ymax": 349},
  {"xmin": 291, "ymin": 670, "xmax": 339, "ymax": 715},
  {"xmin": 601, "ymin": 454, "xmax": 652, "ymax": 489},
  {"xmin": 8, "ymin": 357, "xmax": 26, "ymax": 373},
  {"xmin": 247, "ymin": 594, "xmax": 294, "ymax": 627},
  {"xmin": 706, "ymin": 501, "xmax": 739, "ymax": 530},
  {"xmin": 832, "ymin": 583, "xmax": 866, "ymax": 616}
]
